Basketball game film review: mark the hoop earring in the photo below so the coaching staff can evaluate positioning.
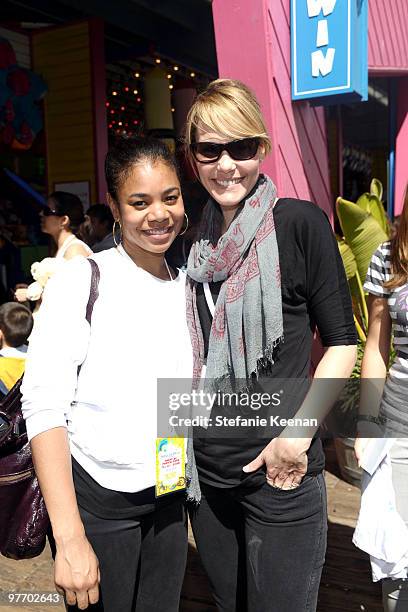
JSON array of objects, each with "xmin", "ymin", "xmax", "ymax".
[
  {"xmin": 113, "ymin": 219, "xmax": 122, "ymax": 247},
  {"xmin": 179, "ymin": 213, "xmax": 189, "ymax": 236}
]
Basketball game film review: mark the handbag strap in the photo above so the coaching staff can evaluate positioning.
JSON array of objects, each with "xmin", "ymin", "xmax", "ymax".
[
  {"xmin": 0, "ymin": 258, "xmax": 101, "ymax": 433},
  {"xmin": 85, "ymin": 258, "xmax": 100, "ymax": 324}
]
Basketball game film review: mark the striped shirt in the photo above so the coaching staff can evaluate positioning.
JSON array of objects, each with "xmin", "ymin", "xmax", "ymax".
[{"xmin": 365, "ymin": 241, "xmax": 408, "ymax": 365}]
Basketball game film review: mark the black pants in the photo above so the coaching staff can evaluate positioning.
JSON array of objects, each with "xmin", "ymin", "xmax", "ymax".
[
  {"xmin": 190, "ymin": 473, "xmax": 327, "ymax": 612},
  {"xmin": 51, "ymin": 495, "xmax": 188, "ymax": 612}
]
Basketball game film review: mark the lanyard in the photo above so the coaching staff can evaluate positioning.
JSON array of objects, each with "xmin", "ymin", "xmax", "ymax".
[{"xmin": 203, "ymin": 282, "xmax": 215, "ymax": 317}]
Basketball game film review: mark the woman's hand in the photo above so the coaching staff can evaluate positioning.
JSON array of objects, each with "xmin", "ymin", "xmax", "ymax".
[
  {"xmin": 54, "ymin": 533, "xmax": 100, "ymax": 610},
  {"xmin": 354, "ymin": 435, "xmax": 370, "ymax": 467},
  {"xmin": 243, "ymin": 437, "xmax": 309, "ymax": 489},
  {"xmin": 14, "ymin": 287, "xmax": 29, "ymax": 302}
]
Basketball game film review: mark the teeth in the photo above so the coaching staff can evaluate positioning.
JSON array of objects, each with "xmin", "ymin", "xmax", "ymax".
[
  {"xmin": 144, "ymin": 228, "xmax": 170, "ymax": 235},
  {"xmin": 216, "ymin": 178, "xmax": 242, "ymax": 187}
]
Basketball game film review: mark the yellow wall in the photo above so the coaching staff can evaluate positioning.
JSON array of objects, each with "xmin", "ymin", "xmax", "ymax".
[{"xmin": 32, "ymin": 22, "xmax": 96, "ymax": 201}]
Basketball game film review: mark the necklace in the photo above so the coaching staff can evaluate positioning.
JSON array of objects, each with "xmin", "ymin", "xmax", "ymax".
[
  {"xmin": 164, "ymin": 258, "xmax": 173, "ymax": 281},
  {"xmin": 116, "ymin": 244, "xmax": 173, "ymax": 281}
]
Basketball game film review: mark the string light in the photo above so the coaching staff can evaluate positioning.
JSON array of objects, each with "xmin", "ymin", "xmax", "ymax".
[{"xmin": 107, "ymin": 58, "xmax": 209, "ymax": 138}]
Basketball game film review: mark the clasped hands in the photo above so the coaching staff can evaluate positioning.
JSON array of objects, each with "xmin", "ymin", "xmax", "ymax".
[{"xmin": 243, "ymin": 437, "xmax": 310, "ymax": 489}]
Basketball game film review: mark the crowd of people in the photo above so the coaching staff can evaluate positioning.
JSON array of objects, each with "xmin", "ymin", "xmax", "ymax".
[{"xmin": 0, "ymin": 78, "xmax": 407, "ymax": 612}]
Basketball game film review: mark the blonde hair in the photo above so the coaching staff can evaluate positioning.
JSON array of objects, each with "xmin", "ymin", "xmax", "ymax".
[{"xmin": 184, "ymin": 79, "xmax": 271, "ymax": 166}]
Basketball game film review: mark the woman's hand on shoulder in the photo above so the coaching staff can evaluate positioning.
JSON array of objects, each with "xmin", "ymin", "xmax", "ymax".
[
  {"xmin": 64, "ymin": 243, "xmax": 91, "ymax": 260},
  {"xmin": 54, "ymin": 533, "xmax": 100, "ymax": 609}
]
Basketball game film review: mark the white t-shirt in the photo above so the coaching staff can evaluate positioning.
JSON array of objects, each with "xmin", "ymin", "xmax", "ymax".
[{"xmin": 21, "ymin": 246, "xmax": 193, "ymax": 492}]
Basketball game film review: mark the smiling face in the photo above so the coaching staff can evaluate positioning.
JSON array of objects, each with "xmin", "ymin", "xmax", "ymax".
[
  {"xmin": 194, "ymin": 122, "xmax": 263, "ymax": 215},
  {"xmin": 109, "ymin": 160, "xmax": 184, "ymax": 256}
]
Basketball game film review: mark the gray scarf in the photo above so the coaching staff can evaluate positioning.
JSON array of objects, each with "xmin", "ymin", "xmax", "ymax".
[
  {"xmin": 186, "ymin": 174, "xmax": 283, "ymax": 391},
  {"xmin": 185, "ymin": 175, "xmax": 283, "ymax": 504}
]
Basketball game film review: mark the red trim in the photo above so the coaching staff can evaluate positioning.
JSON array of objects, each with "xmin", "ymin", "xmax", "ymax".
[
  {"xmin": 89, "ymin": 17, "xmax": 108, "ymax": 203},
  {"xmin": 369, "ymin": 67, "xmax": 408, "ymax": 76}
]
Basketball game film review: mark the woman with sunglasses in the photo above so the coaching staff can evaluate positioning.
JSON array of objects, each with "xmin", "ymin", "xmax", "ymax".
[
  {"xmin": 15, "ymin": 192, "xmax": 91, "ymax": 304},
  {"xmin": 184, "ymin": 79, "xmax": 357, "ymax": 611},
  {"xmin": 21, "ymin": 137, "xmax": 192, "ymax": 611},
  {"xmin": 39, "ymin": 192, "xmax": 92, "ymax": 259}
]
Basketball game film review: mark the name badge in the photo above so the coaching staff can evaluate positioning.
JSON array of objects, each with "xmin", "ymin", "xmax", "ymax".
[{"xmin": 155, "ymin": 438, "xmax": 186, "ymax": 497}]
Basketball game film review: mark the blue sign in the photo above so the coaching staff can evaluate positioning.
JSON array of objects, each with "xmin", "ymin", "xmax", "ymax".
[{"xmin": 291, "ymin": 0, "xmax": 368, "ymax": 103}]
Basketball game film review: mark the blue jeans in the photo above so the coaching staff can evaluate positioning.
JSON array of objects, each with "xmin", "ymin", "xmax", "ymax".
[{"xmin": 190, "ymin": 473, "xmax": 327, "ymax": 612}]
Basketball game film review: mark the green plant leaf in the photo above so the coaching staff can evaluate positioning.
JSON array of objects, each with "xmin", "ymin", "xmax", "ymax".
[
  {"xmin": 337, "ymin": 237, "xmax": 368, "ymax": 339},
  {"xmin": 356, "ymin": 193, "xmax": 389, "ymax": 235},
  {"xmin": 370, "ymin": 178, "xmax": 383, "ymax": 201},
  {"xmin": 337, "ymin": 237, "xmax": 357, "ymax": 279},
  {"xmin": 336, "ymin": 196, "xmax": 388, "ymax": 284}
]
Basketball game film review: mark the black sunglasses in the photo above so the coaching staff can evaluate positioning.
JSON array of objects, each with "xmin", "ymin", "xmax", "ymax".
[
  {"xmin": 41, "ymin": 206, "xmax": 60, "ymax": 217},
  {"xmin": 191, "ymin": 137, "xmax": 260, "ymax": 164}
]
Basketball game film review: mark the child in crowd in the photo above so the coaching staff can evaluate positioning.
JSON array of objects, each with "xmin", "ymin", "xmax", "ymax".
[{"xmin": 0, "ymin": 302, "xmax": 33, "ymax": 396}]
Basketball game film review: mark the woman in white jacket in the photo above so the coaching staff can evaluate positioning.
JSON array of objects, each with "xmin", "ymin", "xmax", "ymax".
[{"xmin": 21, "ymin": 136, "xmax": 193, "ymax": 611}]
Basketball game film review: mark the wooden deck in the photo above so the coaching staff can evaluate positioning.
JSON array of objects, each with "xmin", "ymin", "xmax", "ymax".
[{"xmin": 0, "ymin": 441, "xmax": 382, "ymax": 611}]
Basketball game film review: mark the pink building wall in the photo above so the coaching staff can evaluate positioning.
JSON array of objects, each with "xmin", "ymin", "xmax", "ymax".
[
  {"xmin": 212, "ymin": 0, "xmax": 333, "ymax": 218},
  {"xmin": 368, "ymin": 0, "xmax": 408, "ymax": 75},
  {"xmin": 395, "ymin": 77, "xmax": 408, "ymax": 213},
  {"xmin": 212, "ymin": 0, "xmax": 408, "ymax": 218},
  {"xmin": 368, "ymin": 0, "xmax": 408, "ymax": 215}
]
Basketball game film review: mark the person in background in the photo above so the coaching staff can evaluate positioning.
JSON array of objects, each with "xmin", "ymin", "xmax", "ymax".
[
  {"xmin": 184, "ymin": 79, "xmax": 357, "ymax": 612},
  {"xmin": 0, "ymin": 302, "xmax": 33, "ymax": 397},
  {"xmin": 15, "ymin": 192, "xmax": 92, "ymax": 304},
  {"xmin": 354, "ymin": 187, "xmax": 408, "ymax": 611},
  {"xmin": 86, "ymin": 204, "xmax": 115, "ymax": 253}
]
